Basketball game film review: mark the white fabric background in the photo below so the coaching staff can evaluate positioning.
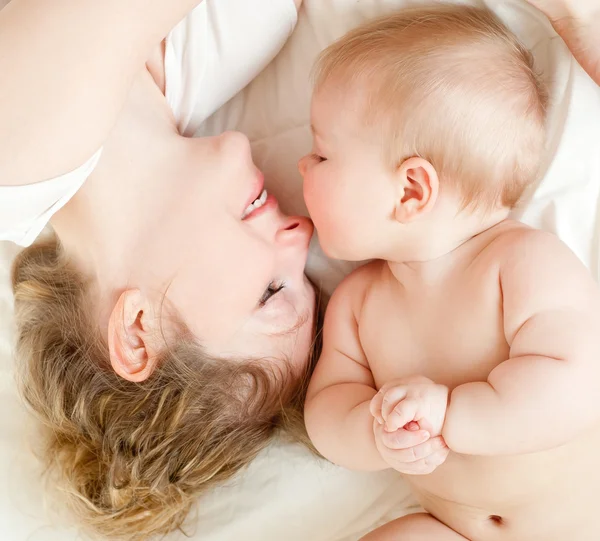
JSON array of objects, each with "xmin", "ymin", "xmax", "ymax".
[{"xmin": 0, "ymin": 0, "xmax": 599, "ymax": 540}]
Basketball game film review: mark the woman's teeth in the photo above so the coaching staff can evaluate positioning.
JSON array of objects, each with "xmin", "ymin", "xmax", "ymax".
[{"xmin": 242, "ymin": 189, "xmax": 268, "ymax": 219}]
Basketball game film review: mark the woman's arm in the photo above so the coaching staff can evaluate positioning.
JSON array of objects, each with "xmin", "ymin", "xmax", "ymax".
[
  {"xmin": 0, "ymin": 0, "xmax": 202, "ymax": 185},
  {"xmin": 526, "ymin": 0, "xmax": 600, "ymax": 85}
]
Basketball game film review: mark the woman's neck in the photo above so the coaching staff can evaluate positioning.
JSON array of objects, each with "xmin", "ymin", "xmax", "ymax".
[{"xmin": 51, "ymin": 72, "xmax": 183, "ymax": 311}]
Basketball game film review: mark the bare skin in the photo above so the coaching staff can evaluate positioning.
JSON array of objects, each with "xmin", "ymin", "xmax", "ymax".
[
  {"xmin": 526, "ymin": 0, "xmax": 600, "ymax": 85},
  {"xmin": 307, "ymin": 222, "xmax": 600, "ymax": 541},
  {"xmin": 0, "ymin": 0, "xmax": 314, "ymax": 380},
  {"xmin": 300, "ymin": 17, "xmax": 600, "ymax": 533}
]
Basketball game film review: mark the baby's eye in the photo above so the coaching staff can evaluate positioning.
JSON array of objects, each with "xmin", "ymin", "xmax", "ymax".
[
  {"xmin": 259, "ymin": 281, "xmax": 286, "ymax": 307},
  {"xmin": 311, "ymin": 153, "xmax": 326, "ymax": 163}
]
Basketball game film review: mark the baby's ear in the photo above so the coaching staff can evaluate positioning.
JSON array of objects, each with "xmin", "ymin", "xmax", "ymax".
[{"xmin": 393, "ymin": 157, "xmax": 439, "ymax": 223}]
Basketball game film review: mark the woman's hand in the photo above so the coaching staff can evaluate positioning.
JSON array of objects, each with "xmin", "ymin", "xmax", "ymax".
[
  {"xmin": 525, "ymin": 0, "xmax": 600, "ymax": 86},
  {"xmin": 525, "ymin": 0, "xmax": 596, "ymax": 20}
]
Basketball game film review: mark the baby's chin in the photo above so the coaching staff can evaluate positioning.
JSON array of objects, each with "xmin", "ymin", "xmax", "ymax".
[
  {"xmin": 320, "ymin": 242, "xmax": 351, "ymax": 262},
  {"xmin": 315, "ymin": 232, "xmax": 359, "ymax": 262}
]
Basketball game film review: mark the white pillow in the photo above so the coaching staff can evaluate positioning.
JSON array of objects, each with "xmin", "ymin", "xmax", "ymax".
[{"xmin": 1, "ymin": 1, "xmax": 599, "ymax": 540}]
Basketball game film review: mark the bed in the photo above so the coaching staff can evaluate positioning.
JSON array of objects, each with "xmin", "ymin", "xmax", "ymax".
[{"xmin": 1, "ymin": 0, "xmax": 599, "ymax": 539}]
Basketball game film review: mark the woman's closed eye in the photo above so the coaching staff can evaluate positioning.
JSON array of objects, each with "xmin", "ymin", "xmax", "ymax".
[{"xmin": 259, "ymin": 281, "xmax": 285, "ymax": 307}]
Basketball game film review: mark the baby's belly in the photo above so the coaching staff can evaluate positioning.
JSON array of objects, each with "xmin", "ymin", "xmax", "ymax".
[{"xmin": 408, "ymin": 429, "xmax": 600, "ymax": 541}]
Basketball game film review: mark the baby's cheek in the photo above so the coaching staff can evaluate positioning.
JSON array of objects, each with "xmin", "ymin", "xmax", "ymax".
[
  {"xmin": 303, "ymin": 176, "xmax": 327, "ymax": 223},
  {"xmin": 316, "ymin": 207, "xmax": 356, "ymax": 260},
  {"xmin": 303, "ymin": 176, "xmax": 358, "ymax": 257}
]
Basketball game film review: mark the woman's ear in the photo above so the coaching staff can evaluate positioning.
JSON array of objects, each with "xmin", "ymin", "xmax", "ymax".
[
  {"xmin": 107, "ymin": 289, "xmax": 161, "ymax": 382},
  {"xmin": 393, "ymin": 157, "xmax": 439, "ymax": 223}
]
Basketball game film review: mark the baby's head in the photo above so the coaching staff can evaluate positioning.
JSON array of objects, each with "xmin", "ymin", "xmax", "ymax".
[{"xmin": 299, "ymin": 5, "xmax": 548, "ymax": 262}]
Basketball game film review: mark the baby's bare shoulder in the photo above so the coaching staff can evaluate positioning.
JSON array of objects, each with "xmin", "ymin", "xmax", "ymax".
[
  {"xmin": 489, "ymin": 221, "xmax": 599, "ymax": 309},
  {"xmin": 481, "ymin": 220, "xmax": 562, "ymax": 263},
  {"xmin": 337, "ymin": 260, "xmax": 385, "ymax": 292},
  {"xmin": 490, "ymin": 222, "xmax": 587, "ymax": 276},
  {"xmin": 329, "ymin": 261, "xmax": 385, "ymax": 312}
]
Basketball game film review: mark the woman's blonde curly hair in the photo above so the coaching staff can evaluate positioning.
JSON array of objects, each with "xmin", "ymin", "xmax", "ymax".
[{"xmin": 12, "ymin": 235, "xmax": 320, "ymax": 540}]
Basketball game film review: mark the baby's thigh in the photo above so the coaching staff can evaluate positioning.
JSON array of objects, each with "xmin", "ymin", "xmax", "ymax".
[{"xmin": 360, "ymin": 513, "xmax": 469, "ymax": 541}]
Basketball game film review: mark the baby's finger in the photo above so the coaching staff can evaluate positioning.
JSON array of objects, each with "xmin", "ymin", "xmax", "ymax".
[
  {"xmin": 393, "ymin": 447, "xmax": 450, "ymax": 475},
  {"xmin": 381, "ymin": 427, "xmax": 430, "ymax": 449},
  {"xmin": 383, "ymin": 435, "xmax": 446, "ymax": 458},
  {"xmin": 380, "ymin": 386, "xmax": 409, "ymax": 421},
  {"xmin": 369, "ymin": 392, "xmax": 385, "ymax": 424},
  {"xmin": 385, "ymin": 398, "xmax": 418, "ymax": 432}
]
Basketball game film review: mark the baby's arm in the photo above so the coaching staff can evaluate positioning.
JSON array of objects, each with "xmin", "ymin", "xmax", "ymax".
[
  {"xmin": 305, "ymin": 265, "xmax": 389, "ymax": 471},
  {"xmin": 443, "ymin": 229, "xmax": 600, "ymax": 456}
]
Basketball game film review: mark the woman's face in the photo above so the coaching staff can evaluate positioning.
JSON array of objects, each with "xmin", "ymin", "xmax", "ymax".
[{"xmin": 154, "ymin": 131, "xmax": 316, "ymax": 369}]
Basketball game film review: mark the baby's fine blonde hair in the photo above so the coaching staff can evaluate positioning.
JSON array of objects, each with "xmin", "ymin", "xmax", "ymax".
[
  {"xmin": 12, "ymin": 236, "xmax": 319, "ymax": 540},
  {"xmin": 313, "ymin": 4, "xmax": 549, "ymax": 210}
]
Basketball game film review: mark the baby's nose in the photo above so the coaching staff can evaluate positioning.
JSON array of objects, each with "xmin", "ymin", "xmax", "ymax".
[{"xmin": 297, "ymin": 155, "xmax": 309, "ymax": 177}]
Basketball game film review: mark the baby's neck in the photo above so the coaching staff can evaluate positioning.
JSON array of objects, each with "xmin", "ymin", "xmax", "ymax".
[{"xmin": 387, "ymin": 208, "xmax": 510, "ymax": 286}]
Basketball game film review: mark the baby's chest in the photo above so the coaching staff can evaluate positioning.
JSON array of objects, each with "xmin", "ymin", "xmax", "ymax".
[{"xmin": 359, "ymin": 276, "xmax": 509, "ymax": 390}]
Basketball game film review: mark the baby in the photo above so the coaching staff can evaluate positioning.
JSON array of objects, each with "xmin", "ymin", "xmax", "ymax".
[{"xmin": 300, "ymin": 5, "xmax": 600, "ymax": 541}]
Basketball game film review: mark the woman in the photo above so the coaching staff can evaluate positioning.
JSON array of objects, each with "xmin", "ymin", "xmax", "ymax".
[
  {"xmin": 528, "ymin": 0, "xmax": 600, "ymax": 86},
  {"xmin": 0, "ymin": 0, "xmax": 314, "ymax": 539}
]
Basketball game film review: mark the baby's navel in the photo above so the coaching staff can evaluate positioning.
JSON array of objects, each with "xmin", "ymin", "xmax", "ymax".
[{"xmin": 488, "ymin": 515, "xmax": 504, "ymax": 526}]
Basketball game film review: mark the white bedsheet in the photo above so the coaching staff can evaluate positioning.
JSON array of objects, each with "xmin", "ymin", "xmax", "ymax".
[{"xmin": 1, "ymin": 0, "xmax": 599, "ymax": 540}]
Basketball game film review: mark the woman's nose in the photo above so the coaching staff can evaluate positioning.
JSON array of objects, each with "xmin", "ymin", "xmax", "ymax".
[
  {"xmin": 276, "ymin": 215, "xmax": 314, "ymax": 248},
  {"xmin": 218, "ymin": 131, "xmax": 254, "ymax": 172}
]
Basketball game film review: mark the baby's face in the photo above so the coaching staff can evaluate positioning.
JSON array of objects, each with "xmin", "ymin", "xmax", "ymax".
[{"xmin": 299, "ymin": 87, "xmax": 398, "ymax": 261}]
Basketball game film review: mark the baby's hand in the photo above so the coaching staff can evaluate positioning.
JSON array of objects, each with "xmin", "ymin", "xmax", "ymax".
[
  {"xmin": 373, "ymin": 420, "xmax": 449, "ymax": 475},
  {"xmin": 370, "ymin": 378, "xmax": 450, "ymax": 475},
  {"xmin": 370, "ymin": 377, "xmax": 449, "ymax": 434}
]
